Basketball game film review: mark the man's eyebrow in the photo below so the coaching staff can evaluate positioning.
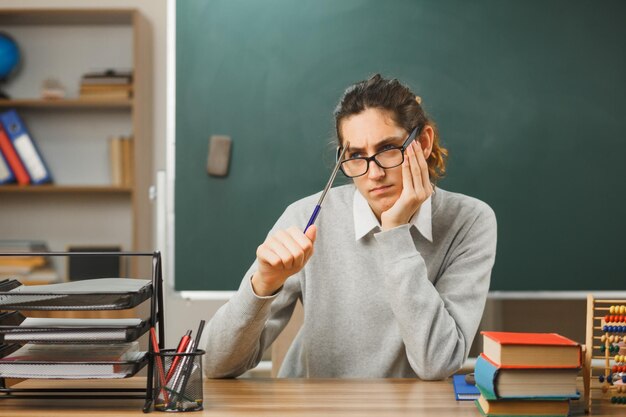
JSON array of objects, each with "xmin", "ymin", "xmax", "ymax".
[{"xmin": 348, "ymin": 136, "xmax": 404, "ymax": 153}]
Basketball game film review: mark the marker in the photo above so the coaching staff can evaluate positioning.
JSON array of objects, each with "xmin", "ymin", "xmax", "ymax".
[{"xmin": 165, "ymin": 330, "xmax": 191, "ymax": 383}]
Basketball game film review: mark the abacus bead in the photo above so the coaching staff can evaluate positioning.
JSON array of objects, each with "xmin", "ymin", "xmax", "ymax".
[
  {"xmin": 610, "ymin": 306, "xmax": 616, "ymax": 314},
  {"xmin": 602, "ymin": 384, "xmax": 609, "ymax": 393},
  {"xmin": 621, "ymin": 305, "xmax": 626, "ymax": 314},
  {"xmin": 601, "ymin": 345, "xmax": 606, "ymax": 353},
  {"xmin": 599, "ymin": 375, "xmax": 605, "ymax": 383},
  {"xmin": 623, "ymin": 336, "xmax": 626, "ymax": 343},
  {"xmin": 611, "ymin": 396, "xmax": 617, "ymax": 404},
  {"xmin": 602, "ymin": 335, "xmax": 607, "ymax": 342},
  {"xmin": 623, "ymin": 375, "xmax": 626, "ymax": 383},
  {"xmin": 613, "ymin": 365, "xmax": 618, "ymax": 372}
]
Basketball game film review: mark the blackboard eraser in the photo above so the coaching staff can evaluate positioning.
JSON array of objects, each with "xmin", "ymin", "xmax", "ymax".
[{"xmin": 207, "ymin": 135, "xmax": 232, "ymax": 177}]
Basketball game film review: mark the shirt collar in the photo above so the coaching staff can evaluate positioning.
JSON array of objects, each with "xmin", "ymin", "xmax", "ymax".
[{"xmin": 353, "ymin": 188, "xmax": 433, "ymax": 242}]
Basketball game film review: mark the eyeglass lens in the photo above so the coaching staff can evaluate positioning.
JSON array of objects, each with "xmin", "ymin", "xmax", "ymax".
[{"xmin": 341, "ymin": 148, "xmax": 404, "ymax": 177}]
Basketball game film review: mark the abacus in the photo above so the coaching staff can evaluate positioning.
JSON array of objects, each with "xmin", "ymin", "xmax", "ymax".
[{"xmin": 584, "ymin": 295, "xmax": 626, "ymax": 413}]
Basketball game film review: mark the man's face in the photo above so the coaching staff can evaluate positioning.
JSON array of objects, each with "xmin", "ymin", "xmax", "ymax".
[{"xmin": 339, "ymin": 108, "xmax": 408, "ymax": 220}]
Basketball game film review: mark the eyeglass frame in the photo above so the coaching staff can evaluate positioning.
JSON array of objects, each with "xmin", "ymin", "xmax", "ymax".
[{"xmin": 336, "ymin": 124, "xmax": 424, "ymax": 178}]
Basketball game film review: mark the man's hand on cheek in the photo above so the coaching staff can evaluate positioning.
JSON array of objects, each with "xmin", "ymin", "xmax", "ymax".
[{"xmin": 380, "ymin": 141, "xmax": 433, "ymax": 231}]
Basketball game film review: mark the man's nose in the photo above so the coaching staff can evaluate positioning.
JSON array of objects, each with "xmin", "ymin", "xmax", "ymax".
[{"xmin": 367, "ymin": 160, "xmax": 385, "ymax": 179}]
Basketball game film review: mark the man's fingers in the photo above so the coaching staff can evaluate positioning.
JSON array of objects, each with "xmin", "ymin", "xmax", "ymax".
[
  {"xmin": 256, "ymin": 245, "xmax": 282, "ymax": 268},
  {"xmin": 275, "ymin": 230, "xmax": 304, "ymax": 268},
  {"xmin": 304, "ymin": 224, "xmax": 317, "ymax": 243},
  {"xmin": 415, "ymin": 142, "xmax": 432, "ymax": 195},
  {"xmin": 287, "ymin": 227, "xmax": 314, "ymax": 261},
  {"xmin": 267, "ymin": 236, "xmax": 294, "ymax": 270},
  {"xmin": 407, "ymin": 142, "xmax": 423, "ymax": 196},
  {"xmin": 401, "ymin": 154, "xmax": 414, "ymax": 194}
]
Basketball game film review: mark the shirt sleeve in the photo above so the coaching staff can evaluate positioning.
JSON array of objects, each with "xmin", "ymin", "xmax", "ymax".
[
  {"xmin": 373, "ymin": 203, "xmax": 497, "ymax": 380},
  {"xmin": 203, "ymin": 208, "xmax": 304, "ymax": 378}
]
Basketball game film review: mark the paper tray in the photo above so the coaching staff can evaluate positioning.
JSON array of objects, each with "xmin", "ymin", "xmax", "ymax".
[
  {"xmin": 0, "ymin": 278, "xmax": 152, "ymax": 310},
  {"xmin": 0, "ymin": 352, "xmax": 148, "ymax": 379},
  {"xmin": 0, "ymin": 312, "xmax": 150, "ymax": 344}
]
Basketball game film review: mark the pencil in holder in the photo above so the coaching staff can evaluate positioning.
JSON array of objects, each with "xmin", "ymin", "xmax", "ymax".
[{"xmin": 153, "ymin": 349, "xmax": 205, "ymax": 412}]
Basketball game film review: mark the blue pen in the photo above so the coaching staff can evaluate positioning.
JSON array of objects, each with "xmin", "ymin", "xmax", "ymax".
[{"xmin": 304, "ymin": 142, "xmax": 350, "ymax": 232}]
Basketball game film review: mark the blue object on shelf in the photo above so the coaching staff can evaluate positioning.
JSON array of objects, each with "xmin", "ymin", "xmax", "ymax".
[{"xmin": 0, "ymin": 32, "xmax": 19, "ymax": 80}]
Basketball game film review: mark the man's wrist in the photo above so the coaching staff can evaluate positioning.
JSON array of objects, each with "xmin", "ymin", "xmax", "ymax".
[{"xmin": 251, "ymin": 272, "xmax": 280, "ymax": 297}]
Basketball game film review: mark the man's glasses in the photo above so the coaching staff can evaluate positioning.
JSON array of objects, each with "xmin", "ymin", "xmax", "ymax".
[{"xmin": 338, "ymin": 124, "xmax": 423, "ymax": 178}]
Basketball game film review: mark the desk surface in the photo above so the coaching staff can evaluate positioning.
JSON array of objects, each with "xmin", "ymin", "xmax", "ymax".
[{"xmin": 1, "ymin": 378, "xmax": 621, "ymax": 416}]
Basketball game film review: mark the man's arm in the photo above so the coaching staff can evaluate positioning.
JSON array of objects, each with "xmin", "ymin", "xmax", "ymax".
[
  {"xmin": 203, "ymin": 267, "xmax": 301, "ymax": 378},
  {"xmin": 374, "ymin": 204, "xmax": 497, "ymax": 380}
]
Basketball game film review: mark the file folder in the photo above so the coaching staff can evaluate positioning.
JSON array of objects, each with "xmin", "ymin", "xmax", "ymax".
[
  {"xmin": 0, "ymin": 149, "xmax": 14, "ymax": 184},
  {"xmin": 0, "ymin": 109, "xmax": 52, "ymax": 184},
  {"xmin": 0, "ymin": 122, "xmax": 30, "ymax": 185}
]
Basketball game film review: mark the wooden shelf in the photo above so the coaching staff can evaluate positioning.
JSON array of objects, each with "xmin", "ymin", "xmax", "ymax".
[
  {"xmin": 0, "ymin": 185, "xmax": 132, "ymax": 194},
  {"xmin": 0, "ymin": 9, "xmax": 134, "ymax": 25},
  {"xmin": 0, "ymin": 99, "xmax": 132, "ymax": 109}
]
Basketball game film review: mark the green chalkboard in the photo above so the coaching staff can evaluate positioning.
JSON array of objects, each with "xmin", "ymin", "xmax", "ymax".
[{"xmin": 175, "ymin": 0, "xmax": 626, "ymax": 291}]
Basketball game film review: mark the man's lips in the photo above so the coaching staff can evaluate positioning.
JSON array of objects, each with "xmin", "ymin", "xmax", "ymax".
[{"xmin": 370, "ymin": 185, "xmax": 393, "ymax": 194}]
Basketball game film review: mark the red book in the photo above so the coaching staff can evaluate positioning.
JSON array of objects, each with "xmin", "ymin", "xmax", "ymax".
[
  {"xmin": 481, "ymin": 331, "xmax": 582, "ymax": 368},
  {"xmin": 0, "ymin": 124, "xmax": 30, "ymax": 185}
]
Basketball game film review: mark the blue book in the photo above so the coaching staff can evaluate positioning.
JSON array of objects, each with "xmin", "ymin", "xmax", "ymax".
[
  {"xmin": 475, "ymin": 354, "xmax": 579, "ymax": 400},
  {"xmin": 453, "ymin": 374, "xmax": 480, "ymax": 401},
  {"xmin": 0, "ymin": 109, "xmax": 52, "ymax": 184}
]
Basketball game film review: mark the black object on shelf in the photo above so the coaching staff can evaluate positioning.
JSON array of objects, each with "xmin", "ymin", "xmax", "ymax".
[
  {"xmin": 0, "ymin": 251, "xmax": 165, "ymax": 413},
  {"xmin": 67, "ymin": 245, "xmax": 122, "ymax": 281}
]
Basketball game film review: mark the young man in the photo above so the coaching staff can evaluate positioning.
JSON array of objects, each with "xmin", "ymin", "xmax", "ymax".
[{"xmin": 204, "ymin": 74, "xmax": 497, "ymax": 379}]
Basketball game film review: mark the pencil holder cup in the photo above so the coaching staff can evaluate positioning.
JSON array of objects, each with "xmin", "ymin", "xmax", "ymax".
[{"xmin": 153, "ymin": 349, "xmax": 205, "ymax": 412}]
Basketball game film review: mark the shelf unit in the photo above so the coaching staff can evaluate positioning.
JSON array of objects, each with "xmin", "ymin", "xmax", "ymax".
[
  {"xmin": 0, "ymin": 251, "xmax": 165, "ymax": 413},
  {"xmin": 0, "ymin": 8, "xmax": 153, "ymax": 279}
]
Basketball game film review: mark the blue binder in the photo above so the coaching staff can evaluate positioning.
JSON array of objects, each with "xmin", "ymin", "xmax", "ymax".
[
  {"xmin": 0, "ymin": 109, "xmax": 52, "ymax": 184},
  {"xmin": 0, "ymin": 147, "xmax": 16, "ymax": 184}
]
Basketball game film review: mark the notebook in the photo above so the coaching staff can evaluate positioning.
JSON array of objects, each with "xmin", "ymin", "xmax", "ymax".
[{"xmin": 453, "ymin": 374, "xmax": 480, "ymax": 400}]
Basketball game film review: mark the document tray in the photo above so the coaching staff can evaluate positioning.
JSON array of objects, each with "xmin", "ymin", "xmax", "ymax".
[
  {"xmin": 0, "ymin": 312, "xmax": 150, "ymax": 344},
  {"xmin": 0, "ymin": 278, "xmax": 152, "ymax": 310},
  {"xmin": 0, "ymin": 353, "xmax": 148, "ymax": 379}
]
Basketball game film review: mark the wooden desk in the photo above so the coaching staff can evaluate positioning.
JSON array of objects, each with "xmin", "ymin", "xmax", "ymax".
[{"xmin": 1, "ymin": 378, "xmax": 621, "ymax": 416}]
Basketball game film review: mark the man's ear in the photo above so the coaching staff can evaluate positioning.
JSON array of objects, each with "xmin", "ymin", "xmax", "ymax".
[{"xmin": 420, "ymin": 125, "xmax": 434, "ymax": 159}]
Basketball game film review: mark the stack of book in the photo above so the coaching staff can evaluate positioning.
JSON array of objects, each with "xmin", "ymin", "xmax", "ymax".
[
  {"xmin": 474, "ymin": 331, "xmax": 582, "ymax": 417},
  {"xmin": 79, "ymin": 69, "xmax": 133, "ymax": 100},
  {"xmin": 0, "ymin": 240, "xmax": 59, "ymax": 284},
  {"xmin": 109, "ymin": 135, "xmax": 134, "ymax": 187}
]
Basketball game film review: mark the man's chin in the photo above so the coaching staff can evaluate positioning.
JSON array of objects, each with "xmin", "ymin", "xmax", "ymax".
[{"xmin": 370, "ymin": 196, "xmax": 398, "ymax": 216}]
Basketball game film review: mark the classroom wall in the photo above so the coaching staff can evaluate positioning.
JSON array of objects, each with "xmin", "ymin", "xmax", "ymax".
[{"xmin": 3, "ymin": 0, "xmax": 593, "ymax": 361}]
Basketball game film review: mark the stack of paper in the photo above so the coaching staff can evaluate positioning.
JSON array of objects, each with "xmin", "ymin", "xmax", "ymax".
[{"xmin": 0, "ymin": 342, "xmax": 146, "ymax": 379}]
